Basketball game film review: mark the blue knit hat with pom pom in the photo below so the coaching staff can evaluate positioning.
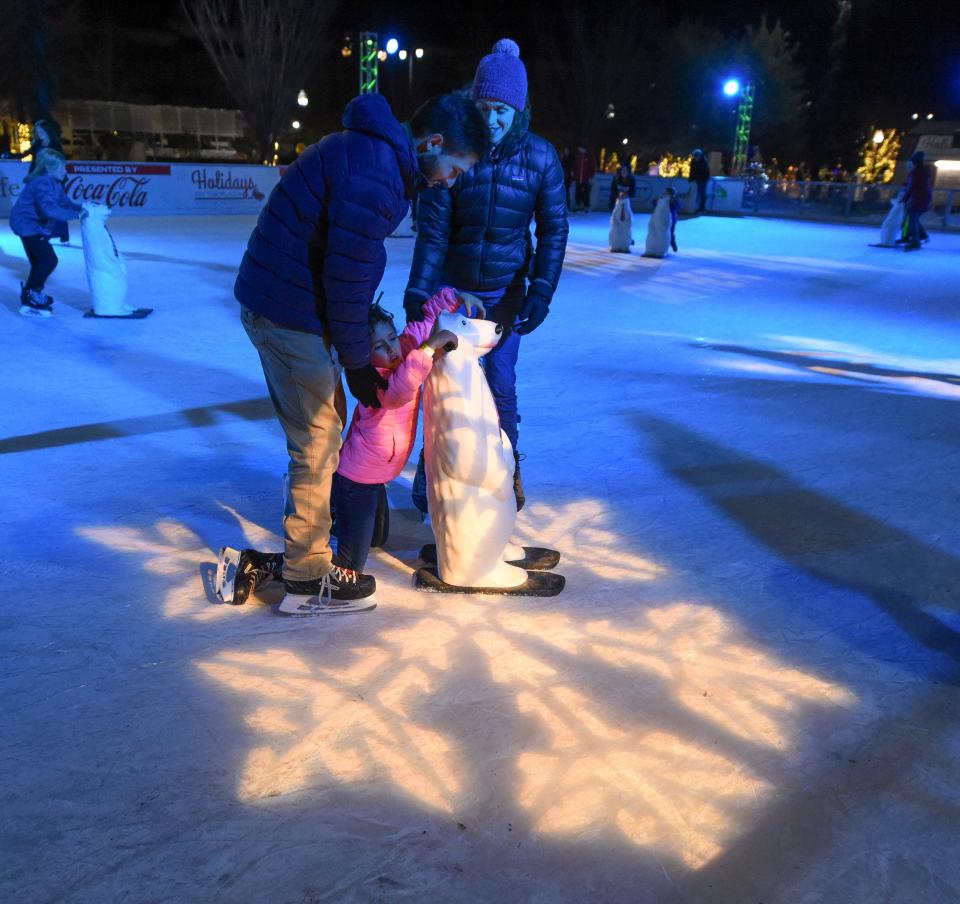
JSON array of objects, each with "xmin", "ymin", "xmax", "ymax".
[{"xmin": 471, "ymin": 38, "xmax": 528, "ymax": 111}]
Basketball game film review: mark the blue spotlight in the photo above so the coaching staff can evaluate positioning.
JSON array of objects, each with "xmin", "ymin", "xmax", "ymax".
[
  {"xmin": 385, "ymin": 38, "xmax": 399, "ymax": 55},
  {"xmin": 723, "ymin": 79, "xmax": 740, "ymax": 97}
]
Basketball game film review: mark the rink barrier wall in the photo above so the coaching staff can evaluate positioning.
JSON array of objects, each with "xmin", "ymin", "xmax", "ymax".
[
  {"xmin": 585, "ymin": 174, "xmax": 742, "ymax": 214},
  {"xmin": 740, "ymin": 179, "xmax": 960, "ymax": 230},
  {"xmin": 0, "ymin": 160, "xmax": 282, "ymax": 217},
  {"xmin": 4, "ymin": 160, "xmax": 955, "ymax": 230}
]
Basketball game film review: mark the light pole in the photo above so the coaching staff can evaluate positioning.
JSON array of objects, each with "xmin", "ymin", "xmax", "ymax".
[
  {"xmin": 358, "ymin": 32, "xmax": 379, "ymax": 94},
  {"xmin": 723, "ymin": 78, "xmax": 755, "ymax": 176}
]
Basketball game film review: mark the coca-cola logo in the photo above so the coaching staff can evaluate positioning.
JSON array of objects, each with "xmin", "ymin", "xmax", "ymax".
[{"xmin": 64, "ymin": 175, "xmax": 151, "ymax": 209}]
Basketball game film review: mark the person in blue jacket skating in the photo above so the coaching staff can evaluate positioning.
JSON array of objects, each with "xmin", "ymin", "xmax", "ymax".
[{"xmin": 404, "ymin": 39, "xmax": 569, "ymax": 511}]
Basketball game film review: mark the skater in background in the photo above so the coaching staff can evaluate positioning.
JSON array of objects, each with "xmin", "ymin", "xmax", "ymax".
[
  {"xmin": 690, "ymin": 148, "xmax": 710, "ymax": 212},
  {"xmin": 8, "ymin": 149, "xmax": 86, "ymax": 318},
  {"xmin": 571, "ymin": 145, "xmax": 595, "ymax": 212},
  {"xmin": 667, "ymin": 186, "xmax": 681, "ymax": 252},
  {"xmin": 902, "ymin": 150, "xmax": 934, "ymax": 251},
  {"xmin": 404, "ymin": 38, "xmax": 568, "ymax": 511},
  {"xmin": 608, "ymin": 161, "xmax": 636, "ymax": 210},
  {"xmin": 560, "ymin": 146, "xmax": 574, "ymax": 209},
  {"xmin": 229, "ymin": 91, "xmax": 488, "ymax": 616}
]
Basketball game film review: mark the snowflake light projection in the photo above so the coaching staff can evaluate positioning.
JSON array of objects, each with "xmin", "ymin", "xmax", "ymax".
[{"xmin": 79, "ymin": 498, "xmax": 855, "ymax": 871}]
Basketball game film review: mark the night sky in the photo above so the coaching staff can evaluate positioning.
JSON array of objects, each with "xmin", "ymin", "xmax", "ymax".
[{"xmin": 99, "ymin": 0, "xmax": 960, "ymax": 126}]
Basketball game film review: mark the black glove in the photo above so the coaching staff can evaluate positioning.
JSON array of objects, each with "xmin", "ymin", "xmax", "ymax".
[
  {"xmin": 345, "ymin": 365, "xmax": 388, "ymax": 409},
  {"xmin": 514, "ymin": 293, "xmax": 550, "ymax": 335},
  {"xmin": 403, "ymin": 292, "xmax": 426, "ymax": 323}
]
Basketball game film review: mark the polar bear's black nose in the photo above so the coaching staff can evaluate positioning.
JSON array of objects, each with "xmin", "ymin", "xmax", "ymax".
[{"xmin": 494, "ymin": 324, "xmax": 503, "ymax": 335}]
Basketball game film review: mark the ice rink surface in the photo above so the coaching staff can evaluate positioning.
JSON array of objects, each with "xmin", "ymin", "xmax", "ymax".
[{"xmin": 2, "ymin": 211, "xmax": 960, "ymax": 903}]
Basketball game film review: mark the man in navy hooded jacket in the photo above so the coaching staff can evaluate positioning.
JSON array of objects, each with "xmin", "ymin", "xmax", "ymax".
[{"xmin": 233, "ymin": 92, "xmax": 488, "ymax": 614}]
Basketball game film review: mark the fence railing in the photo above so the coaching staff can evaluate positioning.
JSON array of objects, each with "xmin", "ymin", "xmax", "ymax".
[{"xmin": 741, "ymin": 179, "xmax": 959, "ymax": 229}]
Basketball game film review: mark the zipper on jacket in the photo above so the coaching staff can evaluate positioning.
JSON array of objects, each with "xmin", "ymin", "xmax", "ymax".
[{"xmin": 479, "ymin": 145, "xmax": 502, "ymax": 280}]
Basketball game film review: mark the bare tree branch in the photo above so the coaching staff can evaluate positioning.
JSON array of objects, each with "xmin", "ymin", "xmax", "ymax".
[{"xmin": 182, "ymin": 0, "xmax": 340, "ymax": 161}]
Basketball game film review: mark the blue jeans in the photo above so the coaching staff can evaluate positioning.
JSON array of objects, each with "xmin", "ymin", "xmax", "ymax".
[
  {"xmin": 906, "ymin": 211, "xmax": 923, "ymax": 246},
  {"xmin": 481, "ymin": 327, "xmax": 521, "ymax": 450},
  {"xmin": 330, "ymin": 472, "xmax": 382, "ymax": 572},
  {"xmin": 477, "ymin": 285, "xmax": 523, "ymax": 451}
]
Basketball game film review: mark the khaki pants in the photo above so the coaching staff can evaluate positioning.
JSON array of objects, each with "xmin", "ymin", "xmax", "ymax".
[{"xmin": 241, "ymin": 307, "xmax": 342, "ymax": 582}]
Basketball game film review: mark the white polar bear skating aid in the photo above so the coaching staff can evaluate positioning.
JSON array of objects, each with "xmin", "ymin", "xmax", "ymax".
[
  {"xmin": 81, "ymin": 204, "xmax": 152, "ymax": 319},
  {"xmin": 644, "ymin": 196, "xmax": 673, "ymax": 258},
  {"xmin": 608, "ymin": 196, "xmax": 634, "ymax": 252},
  {"xmin": 414, "ymin": 312, "xmax": 564, "ymax": 596}
]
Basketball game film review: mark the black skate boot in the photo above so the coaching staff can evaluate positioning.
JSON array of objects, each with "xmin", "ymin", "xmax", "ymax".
[
  {"xmin": 19, "ymin": 284, "xmax": 53, "ymax": 319},
  {"xmin": 215, "ymin": 547, "xmax": 283, "ymax": 605},
  {"xmin": 412, "ymin": 448, "xmax": 429, "ymax": 516},
  {"xmin": 513, "ymin": 450, "xmax": 526, "ymax": 511},
  {"xmin": 278, "ymin": 561, "xmax": 377, "ymax": 616}
]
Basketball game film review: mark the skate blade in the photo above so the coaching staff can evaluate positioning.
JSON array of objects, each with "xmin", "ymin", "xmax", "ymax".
[
  {"xmin": 277, "ymin": 592, "xmax": 377, "ymax": 616},
  {"xmin": 418, "ymin": 543, "xmax": 561, "ymax": 571},
  {"xmin": 413, "ymin": 566, "xmax": 565, "ymax": 597},
  {"xmin": 215, "ymin": 546, "xmax": 241, "ymax": 603},
  {"xmin": 19, "ymin": 305, "xmax": 52, "ymax": 318}
]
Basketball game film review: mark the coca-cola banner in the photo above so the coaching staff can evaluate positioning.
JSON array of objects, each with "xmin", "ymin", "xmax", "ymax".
[{"xmin": 0, "ymin": 160, "xmax": 281, "ymax": 217}]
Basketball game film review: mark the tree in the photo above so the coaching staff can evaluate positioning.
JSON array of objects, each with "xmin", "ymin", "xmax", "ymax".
[
  {"xmin": 735, "ymin": 17, "xmax": 809, "ymax": 163},
  {"xmin": 182, "ymin": 0, "xmax": 340, "ymax": 163},
  {"xmin": 529, "ymin": 0, "xmax": 652, "ymax": 152}
]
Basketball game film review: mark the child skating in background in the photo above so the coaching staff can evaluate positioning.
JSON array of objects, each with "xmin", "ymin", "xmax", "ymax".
[
  {"xmin": 216, "ymin": 286, "xmax": 483, "ymax": 610},
  {"xmin": 666, "ymin": 186, "xmax": 681, "ymax": 253},
  {"xmin": 9, "ymin": 149, "xmax": 86, "ymax": 317}
]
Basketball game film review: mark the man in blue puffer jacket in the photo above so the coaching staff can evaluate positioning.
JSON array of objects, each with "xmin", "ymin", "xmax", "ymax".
[
  {"xmin": 404, "ymin": 39, "xmax": 569, "ymax": 510},
  {"xmin": 233, "ymin": 92, "xmax": 488, "ymax": 615}
]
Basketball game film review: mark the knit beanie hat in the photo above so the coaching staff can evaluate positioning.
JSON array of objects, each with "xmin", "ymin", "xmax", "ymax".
[{"xmin": 471, "ymin": 38, "xmax": 528, "ymax": 112}]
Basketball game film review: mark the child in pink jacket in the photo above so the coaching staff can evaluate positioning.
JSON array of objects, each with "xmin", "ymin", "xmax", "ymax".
[{"xmin": 331, "ymin": 286, "xmax": 477, "ymax": 571}]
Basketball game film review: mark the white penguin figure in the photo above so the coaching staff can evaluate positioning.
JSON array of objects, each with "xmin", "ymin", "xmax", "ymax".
[
  {"xmin": 416, "ymin": 311, "xmax": 563, "ymax": 595},
  {"xmin": 644, "ymin": 195, "xmax": 672, "ymax": 258},
  {"xmin": 608, "ymin": 196, "xmax": 634, "ymax": 252},
  {"xmin": 81, "ymin": 204, "xmax": 151, "ymax": 318}
]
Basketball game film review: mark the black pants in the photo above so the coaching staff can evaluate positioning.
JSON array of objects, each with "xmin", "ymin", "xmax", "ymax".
[
  {"xmin": 330, "ymin": 472, "xmax": 383, "ymax": 573},
  {"xmin": 575, "ymin": 182, "xmax": 591, "ymax": 211},
  {"xmin": 20, "ymin": 235, "xmax": 58, "ymax": 291},
  {"xmin": 695, "ymin": 180, "xmax": 708, "ymax": 211}
]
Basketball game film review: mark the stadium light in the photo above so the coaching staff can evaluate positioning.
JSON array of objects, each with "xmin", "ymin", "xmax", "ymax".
[
  {"xmin": 386, "ymin": 38, "xmax": 399, "ymax": 55},
  {"xmin": 292, "ymin": 120, "xmax": 301, "ymax": 130},
  {"xmin": 297, "ymin": 90, "xmax": 309, "ymax": 107},
  {"xmin": 415, "ymin": 48, "xmax": 424, "ymax": 58},
  {"xmin": 398, "ymin": 49, "xmax": 408, "ymax": 61}
]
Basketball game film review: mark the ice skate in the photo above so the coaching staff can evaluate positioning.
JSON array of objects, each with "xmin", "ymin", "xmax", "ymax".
[
  {"xmin": 277, "ymin": 563, "xmax": 377, "ymax": 616},
  {"xmin": 513, "ymin": 450, "xmax": 526, "ymax": 511},
  {"xmin": 215, "ymin": 546, "xmax": 283, "ymax": 605},
  {"xmin": 19, "ymin": 285, "xmax": 53, "ymax": 319}
]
